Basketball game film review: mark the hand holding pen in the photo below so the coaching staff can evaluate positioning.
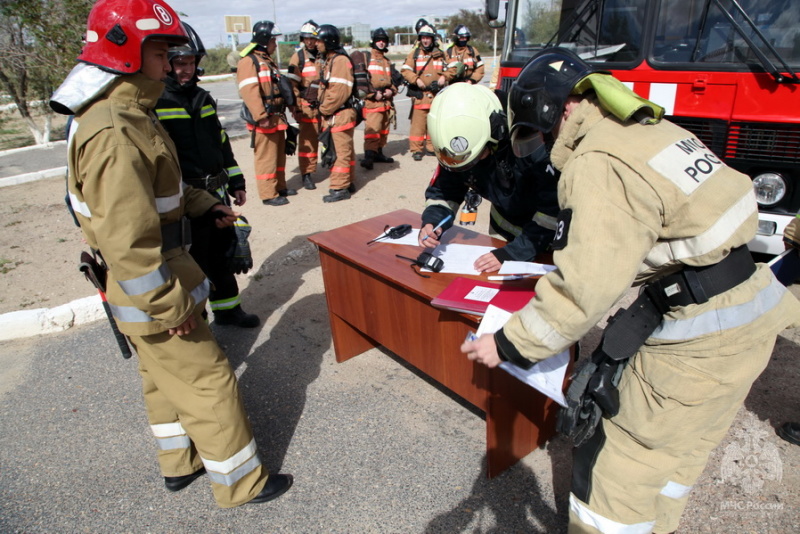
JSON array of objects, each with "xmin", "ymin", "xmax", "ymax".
[{"xmin": 418, "ymin": 214, "xmax": 453, "ymax": 247}]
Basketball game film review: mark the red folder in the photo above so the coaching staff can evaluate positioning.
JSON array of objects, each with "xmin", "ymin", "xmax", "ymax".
[{"xmin": 431, "ymin": 277, "xmax": 536, "ymax": 316}]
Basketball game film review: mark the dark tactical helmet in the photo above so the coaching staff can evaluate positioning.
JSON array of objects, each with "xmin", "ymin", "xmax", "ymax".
[
  {"xmin": 251, "ymin": 20, "xmax": 281, "ymax": 46},
  {"xmin": 508, "ymin": 47, "xmax": 592, "ymax": 156},
  {"xmin": 371, "ymin": 27, "xmax": 389, "ymax": 45},
  {"xmin": 452, "ymin": 24, "xmax": 471, "ymax": 43},
  {"xmin": 316, "ymin": 24, "xmax": 341, "ymax": 51},
  {"xmin": 169, "ymin": 22, "xmax": 206, "ymax": 63},
  {"xmin": 415, "ymin": 18, "xmax": 431, "ymax": 33},
  {"xmin": 299, "ymin": 20, "xmax": 319, "ymax": 39}
]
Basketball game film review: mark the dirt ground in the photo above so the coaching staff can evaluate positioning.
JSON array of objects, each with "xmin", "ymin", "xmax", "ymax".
[{"xmin": 1, "ymin": 133, "xmax": 799, "ymax": 531}]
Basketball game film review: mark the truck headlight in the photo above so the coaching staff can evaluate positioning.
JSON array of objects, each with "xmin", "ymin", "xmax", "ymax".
[{"xmin": 752, "ymin": 173, "xmax": 787, "ymax": 207}]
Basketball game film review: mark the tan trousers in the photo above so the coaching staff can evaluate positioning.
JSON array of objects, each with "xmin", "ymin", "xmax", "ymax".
[
  {"xmin": 363, "ymin": 104, "xmax": 390, "ymax": 152},
  {"xmin": 322, "ymin": 118, "xmax": 355, "ymax": 191},
  {"xmin": 129, "ymin": 309, "xmax": 268, "ymax": 508},
  {"xmin": 409, "ymin": 106, "xmax": 432, "ymax": 154},
  {"xmin": 297, "ymin": 104, "xmax": 319, "ymax": 175},
  {"xmin": 251, "ymin": 127, "xmax": 286, "ymax": 201},
  {"xmin": 568, "ymin": 305, "xmax": 778, "ymax": 532}
]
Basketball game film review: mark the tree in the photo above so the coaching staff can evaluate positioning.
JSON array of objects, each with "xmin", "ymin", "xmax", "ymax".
[
  {"xmin": 444, "ymin": 9, "xmax": 507, "ymax": 56},
  {"xmin": 0, "ymin": 0, "xmax": 92, "ymax": 145}
]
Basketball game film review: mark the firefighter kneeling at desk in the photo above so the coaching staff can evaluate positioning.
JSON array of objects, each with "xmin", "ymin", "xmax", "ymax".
[
  {"xmin": 419, "ymin": 83, "xmax": 559, "ymax": 273},
  {"xmin": 156, "ymin": 22, "xmax": 259, "ymax": 328},
  {"xmin": 52, "ymin": 0, "xmax": 292, "ymax": 507},
  {"xmin": 462, "ymin": 47, "xmax": 800, "ymax": 533}
]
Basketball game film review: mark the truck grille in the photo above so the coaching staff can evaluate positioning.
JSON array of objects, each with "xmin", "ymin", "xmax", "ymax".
[
  {"xmin": 668, "ymin": 116, "xmax": 728, "ymax": 157},
  {"xmin": 726, "ymin": 122, "xmax": 800, "ymax": 164},
  {"xmin": 669, "ymin": 117, "xmax": 800, "ymax": 165}
]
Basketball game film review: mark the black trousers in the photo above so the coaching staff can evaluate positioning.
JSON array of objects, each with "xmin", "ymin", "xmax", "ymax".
[{"xmin": 189, "ymin": 214, "xmax": 240, "ymax": 312}]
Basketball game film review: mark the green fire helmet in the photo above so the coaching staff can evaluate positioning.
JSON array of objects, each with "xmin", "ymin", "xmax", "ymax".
[{"xmin": 427, "ymin": 84, "xmax": 507, "ymax": 171}]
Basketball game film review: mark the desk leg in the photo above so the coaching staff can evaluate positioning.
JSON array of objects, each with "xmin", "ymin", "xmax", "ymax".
[
  {"xmin": 329, "ymin": 312, "xmax": 379, "ymax": 363},
  {"xmin": 485, "ymin": 369, "xmax": 559, "ymax": 478}
]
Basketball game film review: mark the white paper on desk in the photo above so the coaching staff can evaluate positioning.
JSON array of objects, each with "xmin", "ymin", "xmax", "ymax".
[
  {"xmin": 498, "ymin": 261, "xmax": 557, "ymax": 276},
  {"xmin": 370, "ymin": 228, "xmax": 421, "ymax": 247},
  {"xmin": 426, "ymin": 243, "xmax": 496, "ymax": 274},
  {"xmin": 476, "ymin": 304, "xmax": 569, "ymax": 407}
]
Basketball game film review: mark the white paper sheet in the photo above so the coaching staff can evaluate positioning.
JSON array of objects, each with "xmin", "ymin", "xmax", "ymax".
[
  {"xmin": 427, "ymin": 243, "xmax": 496, "ymax": 274},
  {"xmin": 369, "ymin": 228, "xmax": 421, "ymax": 247},
  {"xmin": 476, "ymin": 305, "xmax": 569, "ymax": 407},
  {"xmin": 498, "ymin": 261, "xmax": 557, "ymax": 276}
]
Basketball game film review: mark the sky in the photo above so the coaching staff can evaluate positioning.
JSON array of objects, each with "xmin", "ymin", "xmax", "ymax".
[{"xmin": 166, "ymin": 0, "xmax": 486, "ymax": 48}]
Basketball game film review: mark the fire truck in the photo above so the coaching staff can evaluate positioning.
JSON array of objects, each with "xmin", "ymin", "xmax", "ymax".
[{"xmin": 485, "ymin": 0, "xmax": 799, "ymax": 254}]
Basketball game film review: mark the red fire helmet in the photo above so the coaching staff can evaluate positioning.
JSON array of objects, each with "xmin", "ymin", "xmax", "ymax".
[{"xmin": 77, "ymin": 0, "xmax": 188, "ymax": 74}]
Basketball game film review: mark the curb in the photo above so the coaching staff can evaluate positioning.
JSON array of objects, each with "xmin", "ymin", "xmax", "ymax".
[
  {"xmin": 0, "ymin": 295, "xmax": 105, "ymax": 342},
  {"xmin": 0, "ymin": 166, "xmax": 67, "ymax": 188}
]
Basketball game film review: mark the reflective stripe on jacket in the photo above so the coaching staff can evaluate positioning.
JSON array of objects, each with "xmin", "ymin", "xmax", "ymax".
[{"xmin": 67, "ymin": 74, "xmax": 219, "ymax": 336}]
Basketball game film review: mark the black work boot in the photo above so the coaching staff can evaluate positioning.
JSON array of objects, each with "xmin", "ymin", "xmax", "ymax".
[
  {"xmin": 214, "ymin": 306, "xmax": 260, "ymax": 328},
  {"xmin": 302, "ymin": 173, "xmax": 316, "ymax": 190},
  {"xmin": 247, "ymin": 474, "xmax": 293, "ymax": 504},
  {"xmin": 263, "ymin": 196, "xmax": 289, "ymax": 206},
  {"xmin": 374, "ymin": 148, "xmax": 394, "ymax": 163},
  {"xmin": 278, "ymin": 188, "xmax": 297, "ymax": 196},
  {"xmin": 360, "ymin": 150, "xmax": 376, "ymax": 170},
  {"xmin": 164, "ymin": 467, "xmax": 206, "ymax": 492},
  {"xmin": 412, "ymin": 152, "xmax": 424, "ymax": 161},
  {"xmin": 778, "ymin": 422, "xmax": 800, "ymax": 445},
  {"xmin": 323, "ymin": 188, "xmax": 351, "ymax": 203}
]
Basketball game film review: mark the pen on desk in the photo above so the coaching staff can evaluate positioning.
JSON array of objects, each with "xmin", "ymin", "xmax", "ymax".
[
  {"xmin": 422, "ymin": 214, "xmax": 453, "ymax": 241},
  {"xmin": 487, "ymin": 274, "xmax": 537, "ymax": 281}
]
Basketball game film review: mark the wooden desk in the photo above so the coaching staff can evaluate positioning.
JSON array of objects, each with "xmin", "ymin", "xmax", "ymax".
[{"xmin": 309, "ymin": 209, "xmax": 561, "ymax": 477}]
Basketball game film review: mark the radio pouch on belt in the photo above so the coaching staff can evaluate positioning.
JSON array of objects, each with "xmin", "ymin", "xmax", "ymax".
[{"xmin": 557, "ymin": 287, "xmax": 669, "ymax": 446}]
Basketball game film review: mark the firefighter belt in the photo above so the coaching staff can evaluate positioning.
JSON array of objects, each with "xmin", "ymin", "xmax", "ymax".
[{"xmin": 557, "ymin": 246, "xmax": 757, "ymax": 446}]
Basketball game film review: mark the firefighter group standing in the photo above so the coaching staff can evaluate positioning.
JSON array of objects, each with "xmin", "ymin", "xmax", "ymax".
[{"xmin": 51, "ymin": 1, "xmax": 800, "ymax": 531}]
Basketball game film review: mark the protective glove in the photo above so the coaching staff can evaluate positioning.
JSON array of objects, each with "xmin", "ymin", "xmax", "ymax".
[
  {"xmin": 227, "ymin": 216, "xmax": 253, "ymax": 274},
  {"xmin": 285, "ymin": 125, "xmax": 299, "ymax": 156},
  {"xmin": 784, "ymin": 216, "xmax": 800, "ymax": 249}
]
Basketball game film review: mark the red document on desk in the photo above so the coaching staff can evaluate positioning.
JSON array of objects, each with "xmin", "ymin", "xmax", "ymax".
[{"xmin": 431, "ymin": 277, "xmax": 536, "ymax": 316}]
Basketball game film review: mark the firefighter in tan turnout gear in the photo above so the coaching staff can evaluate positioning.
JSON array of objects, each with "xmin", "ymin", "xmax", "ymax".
[
  {"xmin": 51, "ymin": 0, "xmax": 292, "ymax": 507},
  {"xmin": 445, "ymin": 25, "xmax": 484, "ymax": 85},
  {"xmin": 360, "ymin": 27, "xmax": 397, "ymax": 171},
  {"xmin": 402, "ymin": 21, "xmax": 449, "ymax": 161},
  {"xmin": 462, "ymin": 47, "xmax": 800, "ymax": 533},
  {"xmin": 287, "ymin": 20, "xmax": 322, "ymax": 190},
  {"xmin": 316, "ymin": 24, "xmax": 357, "ymax": 203},
  {"xmin": 237, "ymin": 20, "xmax": 296, "ymax": 206}
]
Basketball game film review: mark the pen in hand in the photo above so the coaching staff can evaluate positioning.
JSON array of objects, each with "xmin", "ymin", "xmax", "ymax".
[{"xmin": 422, "ymin": 214, "xmax": 453, "ymax": 241}]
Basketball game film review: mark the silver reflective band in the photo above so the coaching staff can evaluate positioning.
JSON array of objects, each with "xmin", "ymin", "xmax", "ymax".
[
  {"xmin": 110, "ymin": 278, "xmax": 210, "ymax": 323},
  {"xmin": 201, "ymin": 438, "xmax": 262, "ymax": 487},
  {"xmin": 69, "ymin": 192, "xmax": 92, "ymax": 218},
  {"xmin": 570, "ymin": 494, "xmax": 656, "ymax": 534},
  {"xmin": 650, "ymin": 276, "xmax": 785, "ymax": 341},
  {"xmin": 156, "ymin": 435, "xmax": 192, "ymax": 450},
  {"xmin": 660, "ymin": 480, "xmax": 692, "ymax": 499},
  {"xmin": 117, "ymin": 263, "xmax": 171, "ymax": 296},
  {"xmin": 155, "ymin": 190, "xmax": 182, "ymax": 214},
  {"xmin": 490, "ymin": 206, "xmax": 522, "ymax": 237},
  {"xmin": 151, "ymin": 421, "xmax": 192, "ymax": 451}
]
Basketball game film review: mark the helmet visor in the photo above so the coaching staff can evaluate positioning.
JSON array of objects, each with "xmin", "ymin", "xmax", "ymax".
[
  {"xmin": 434, "ymin": 145, "xmax": 480, "ymax": 172},
  {"xmin": 510, "ymin": 125, "xmax": 545, "ymax": 158}
]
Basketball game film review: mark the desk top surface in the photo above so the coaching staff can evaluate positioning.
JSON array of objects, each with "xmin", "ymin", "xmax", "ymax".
[{"xmin": 309, "ymin": 209, "xmax": 537, "ymax": 303}]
